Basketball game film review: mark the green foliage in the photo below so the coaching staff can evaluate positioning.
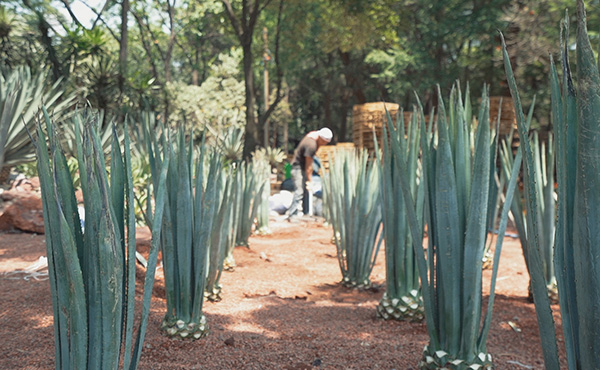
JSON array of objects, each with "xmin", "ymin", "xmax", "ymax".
[
  {"xmin": 235, "ymin": 161, "xmax": 266, "ymax": 247},
  {"xmin": 0, "ymin": 6, "xmax": 14, "ymax": 40},
  {"xmin": 0, "ymin": 66, "xmax": 73, "ymax": 172},
  {"xmin": 147, "ymin": 125, "xmax": 226, "ymax": 339},
  {"xmin": 81, "ymin": 56, "xmax": 120, "ymax": 112},
  {"xmin": 205, "ymin": 165, "xmax": 234, "ymax": 301},
  {"xmin": 394, "ymin": 84, "xmax": 518, "ymax": 369},
  {"xmin": 32, "ymin": 108, "xmax": 168, "ymax": 369},
  {"xmin": 324, "ymin": 148, "xmax": 382, "ymax": 289},
  {"xmin": 502, "ymin": 2, "xmax": 600, "ymax": 368},
  {"xmin": 375, "ymin": 108, "xmax": 424, "ymax": 321},
  {"xmin": 365, "ymin": 49, "xmax": 415, "ymax": 99},
  {"xmin": 62, "ymin": 26, "xmax": 108, "ymax": 60},
  {"xmin": 13, "ymin": 161, "xmax": 38, "ymax": 179},
  {"xmin": 167, "ymin": 50, "xmax": 245, "ymax": 130},
  {"xmin": 251, "ymin": 150, "xmax": 272, "ymax": 234},
  {"xmin": 500, "ymin": 129, "xmax": 558, "ymax": 301}
]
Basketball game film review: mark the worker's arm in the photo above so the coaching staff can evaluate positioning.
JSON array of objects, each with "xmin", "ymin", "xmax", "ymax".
[{"xmin": 304, "ymin": 156, "xmax": 313, "ymax": 183}]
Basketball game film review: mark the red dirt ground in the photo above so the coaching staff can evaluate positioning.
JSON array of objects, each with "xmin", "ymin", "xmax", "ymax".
[{"xmin": 0, "ymin": 217, "xmax": 566, "ymax": 369}]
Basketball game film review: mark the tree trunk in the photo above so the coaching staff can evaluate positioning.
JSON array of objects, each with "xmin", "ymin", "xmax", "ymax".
[
  {"xmin": 119, "ymin": 0, "xmax": 129, "ymax": 96},
  {"xmin": 192, "ymin": 50, "xmax": 199, "ymax": 85},
  {"xmin": 339, "ymin": 51, "xmax": 367, "ymax": 104},
  {"xmin": 339, "ymin": 102, "xmax": 349, "ymax": 143},
  {"xmin": 38, "ymin": 19, "xmax": 62, "ymax": 81},
  {"xmin": 242, "ymin": 43, "xmax": 259, "ymax": 158},
  {"xmin": 324, "ymin": 93, "xmax": 332, "ymax": 134}
]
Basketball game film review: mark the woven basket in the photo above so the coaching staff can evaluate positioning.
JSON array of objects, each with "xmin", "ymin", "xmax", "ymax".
[
  {"xmin": 489, "ymin": 96, "xmax": 517, "ymax": 136},
  {"xmin": 352, "ymin": 103, "xmax": 432, "ymax": 153},
  {"xmin": 316, "ymin": 143, "xmax": 355, "ymax": 173},
  {"xmin": 352, "ymin": 102, "xmax": 400, "ymax": 152}
]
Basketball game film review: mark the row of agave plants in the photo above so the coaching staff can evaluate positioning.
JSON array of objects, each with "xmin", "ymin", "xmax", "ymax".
[
  {"xmin": 502, "ymin": 1, "xmax": 600, "ymax": 367},
  {"xmin": 324, "ymin": 82, "xmax": 516, "ymax": 369},
  {"xmin": 29, "ymin": 106, "xmax": 270, "ymax": 368},
  {"xmin": 15, "ymin": 1, "xmax": 600, "ymax": 369},
  {"xmin": 322, "ymin": 1, "xmax": 598, "ymax": 368}
]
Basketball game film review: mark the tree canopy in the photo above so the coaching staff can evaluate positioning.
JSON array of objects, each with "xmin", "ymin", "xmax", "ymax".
[{"xmin": 2, "ymin": 0, "xmax": 596, "ymax": 150}]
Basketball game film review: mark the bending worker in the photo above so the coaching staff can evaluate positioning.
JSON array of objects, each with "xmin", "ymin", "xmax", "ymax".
[{"xmin": 286, "ymin": 127, "xmax": 333, "ymax": 221}]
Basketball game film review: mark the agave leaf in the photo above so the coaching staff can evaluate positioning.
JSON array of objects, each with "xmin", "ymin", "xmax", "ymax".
[
  {"xmin": 129, "ymin": 141, "xmax": 170, "ymax": 368},
  {"xmin": 433, "ymin": 87, "xmax": 461, "ymax": 354},
  {"xmin": 175, "ymin": 130, "xmax": 194, "ymax": 322},
  {"xmin": 460, "ymin": 87, "xmax": 491, "ymax": 358},
  {"xmin": 390, "ymin": 101, "xmax": 438, "ymax": 349},
  {"xmin": 501, "ymin": 32, "xmax": 561, "ymax": 370},
  {"xmin": 1, "ymin": 67, "xmax": 74, "ymax": 169},
  {"xmin": 123, "ymin": 119, "xmax": 137, "ymax": 370},
  {"xmin": 110, "ymin": 124, "xmax": 125, "ymax": 253},
  {"xmin": 324, "ymin": 148, "xmax": 382, "ymax": 288},
  {"xmin": 377, "ymin": 105, "xmax": 422, "ymax": 317},
  {"xmin": 553, "ymin": 19, "xmax": 580, "ymax": 368},
  {"xmin": 33, "ymin": 117, "xmax": 83, "ymax": 369},
  {"xmin": 572, "ymin": 1, "xmax": 600, "ymax": 365}
]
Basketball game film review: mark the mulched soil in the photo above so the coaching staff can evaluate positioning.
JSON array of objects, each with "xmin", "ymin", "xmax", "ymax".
[{"xmin": 0, "ymin": 217, "xmax": 565, "ymax": 369}]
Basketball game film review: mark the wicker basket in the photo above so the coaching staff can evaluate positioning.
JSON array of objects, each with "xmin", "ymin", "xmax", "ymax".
[
  {"xmin": 352, "ymin": 102, "xmax": 431, "ymax": 153},
  {"xmin": 489, "ymin": 96, "xmax": 517, "ymax": 136},
  {"xmin": 316, "ymin": 142, "xmax": 355, "ymax": 173},
  {"xmin": 352, "ymin": 102, "xmax": 400, "ymax": 153}
]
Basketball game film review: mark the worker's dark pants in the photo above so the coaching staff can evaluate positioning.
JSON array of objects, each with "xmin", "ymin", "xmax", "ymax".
[{"xmin": 287, "ymin": 166, "xmax": 306, "ymax": 218}]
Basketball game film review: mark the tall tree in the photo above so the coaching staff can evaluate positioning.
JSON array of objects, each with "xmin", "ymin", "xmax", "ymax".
[
  {"xmin": 131, "ymin": 0, "xmax": 179, "ymax": 120},
  {"xmin": 276, "ymin": 0, "xmax": 390, "ymax": 142},
  {"xmin": 220, "ymin": 0, "xmax": 284, "ymax": 157},
  {"xmin": 119, "ymin": 0, "xmax": 129, "ymax": 96},
  {"xmin": 21, "ymin": 0, "xmax": 65, "ymax": 81}
]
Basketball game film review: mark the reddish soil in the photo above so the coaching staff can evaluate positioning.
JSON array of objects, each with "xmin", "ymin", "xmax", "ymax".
[{"xmin": 0, "ymin": 217, "xmax": 565, "ymax": 370}]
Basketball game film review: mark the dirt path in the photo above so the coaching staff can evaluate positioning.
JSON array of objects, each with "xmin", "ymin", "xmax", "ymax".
[{"xmin": 0, "ymin": 217, "xmax": 563, "ymax": 369}]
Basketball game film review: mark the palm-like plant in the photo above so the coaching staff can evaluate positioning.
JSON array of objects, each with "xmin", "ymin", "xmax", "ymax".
[
  {"xmin": 376, "ymin": 108, "xmax": 424, "ymax": 321},
  {"xmin": 0, "ymin": 6, "xmax": 14, "ymax": 39},
  {"xmin": 323, "ymin": 148, "xmax": 383, "ymax": 289},
  {"xmin": 214, "ymin": 125, "xmax": 244, "ymax": 163},
  {"xmin": 0, "ymin": 66, "xmax": 73, "ymax": 177},
  {"xmin": 32, "ymin": 108, "xmax": 168, "ymax": 369}
]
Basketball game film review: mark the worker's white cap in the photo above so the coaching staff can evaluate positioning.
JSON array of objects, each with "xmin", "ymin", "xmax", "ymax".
[{"xmin": 318, "ymin": 127, "xmax": 333, "ymax": 142}]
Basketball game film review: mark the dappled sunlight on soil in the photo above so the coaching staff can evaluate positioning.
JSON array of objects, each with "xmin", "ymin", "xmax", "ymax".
[{"xmin": 0, "ymin": 217, "xmax": 565, "ymax": 369}]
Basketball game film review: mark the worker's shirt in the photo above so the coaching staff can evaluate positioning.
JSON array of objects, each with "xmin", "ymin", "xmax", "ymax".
[{"xmin": 292, "ymin": 135, "xmax": 318, "ymax": 171}]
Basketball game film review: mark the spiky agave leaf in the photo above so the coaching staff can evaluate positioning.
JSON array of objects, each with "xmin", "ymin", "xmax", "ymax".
[
  {"xmin": 375, "ymin": 106, "xmax": 424, "ymax": 321},
  {"xmin": 501, "ymin": 31, "xmax": 561, "ymax": 370},
  {"xmin": 32, "ymin": 108, "xmax": 167, "ymax": 369},
  {"xmin": 148, "ymin": 126, "xmax": 226, "ymax": 339},
  {"xmin": 499, "ymin": 126, "xmax": 558, "ymax": 303},
  {"xmin": 235, "ymin": 161, "xmax": 265, "ymax": 247},
  {"xmin": 324, "ymin": 148, "xmax": 383, "ymax": 289},
  {"xmin": 1, "ymin": 66, "xmax": 73, "ymax": 172},
  {"xmin": 392, "ymin": 84, "xmax": 519, "ymax": 369}
]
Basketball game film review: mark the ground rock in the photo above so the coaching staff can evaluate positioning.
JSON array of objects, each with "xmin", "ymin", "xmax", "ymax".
[
  {"xmin": 9, "ymin": 176, "xmax": 41, "ymax": 192},
  {"xmin": 0, "ymin": 189, "xmax": 45, "ymax": 234}
]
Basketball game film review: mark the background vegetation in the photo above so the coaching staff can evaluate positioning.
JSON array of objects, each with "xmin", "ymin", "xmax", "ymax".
[{"xmin": 2, "ymin": 0, "xmax": 599, "ymax": 153}]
